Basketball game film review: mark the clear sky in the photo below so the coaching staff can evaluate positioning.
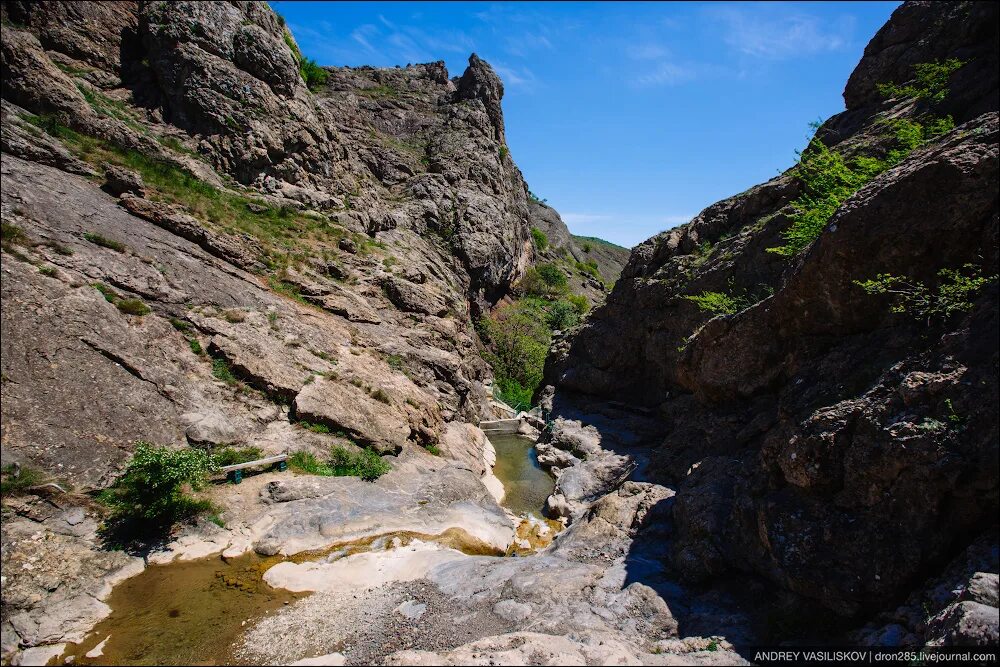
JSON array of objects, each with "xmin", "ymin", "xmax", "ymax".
[{"xmin": 271, "ymin": 1, "xmax": 900, "ymax": 248}]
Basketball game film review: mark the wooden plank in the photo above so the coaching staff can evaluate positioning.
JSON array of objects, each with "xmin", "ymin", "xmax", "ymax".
[{"xmin": 219, "ymin": 454, "xmax": 288, "ymax": 473}]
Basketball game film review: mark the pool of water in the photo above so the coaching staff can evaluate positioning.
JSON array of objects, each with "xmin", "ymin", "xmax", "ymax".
[
  {"xmin": 489, "ymin": 433, "xmax": 555, "ymax": 518},
  {"xmin": 57, "ymin": 436, "xmax": 555, "ymax": 665},
  {"xmin": 64, "ymin": 550, "xmax": 303, "ymax": 666},
  {"xmin": 62, "ymin": 529, "xmax": 500, "ymax": 666}
]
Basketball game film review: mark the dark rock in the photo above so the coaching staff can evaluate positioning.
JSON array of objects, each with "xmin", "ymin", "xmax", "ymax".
[
  {"xmin": 103, "ymin": 163, "xmax": 145, "ymax": 197},
  {"xmin": 549, "ymin": 0, "xmax": 1000, "ymax": 623}
]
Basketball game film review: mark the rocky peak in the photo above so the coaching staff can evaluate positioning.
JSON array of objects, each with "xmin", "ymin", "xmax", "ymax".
[
  {"xmin": 843, "ymin": 1, "xmax": 998, "ymax": 121},
  {"xmin": 456, "ymin": 53, "xmax": 506, "ymax": 144}
]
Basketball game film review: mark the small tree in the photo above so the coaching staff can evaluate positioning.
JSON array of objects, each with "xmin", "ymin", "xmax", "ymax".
[
  {"xmin": 479, "ymin": 300, "xmax": 551, "ymax": 408},
  {"xmin": 854, "ymin": 264, "xmax": 996, "ymax": 326},
  {"xmin": 100, "ymin": 442, "xmax": 215, "ymax": 537}
]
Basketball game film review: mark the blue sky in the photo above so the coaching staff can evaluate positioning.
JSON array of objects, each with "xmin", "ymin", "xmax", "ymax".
[{"xmin": 272, "ymin": 1, "xmax": 900, "ymax": 247}]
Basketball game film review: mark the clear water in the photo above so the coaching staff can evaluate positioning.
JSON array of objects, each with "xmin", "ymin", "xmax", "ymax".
[
  {"xmin": 64, "ymin": 550, "xmax": 302, "ymax": 666},
  {"xmin": 489, "ymin": 433, "xmax": 555, "ymax": 518},
  {"xmin": 62, "ymin": 529, "xmax": 500, "ymax": 665},
  {"xmin": 56, "ymin": 438, "xmax": 555, "ymax": 664}
]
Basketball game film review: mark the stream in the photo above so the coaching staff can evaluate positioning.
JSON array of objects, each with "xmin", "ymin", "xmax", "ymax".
[
  {"xmin": 62, "ymin": 435, "xmax": 555, "ymax": 666},
  {"xmin": 488, "ymin": 433, "xmax": 555, "ymax": 518}
]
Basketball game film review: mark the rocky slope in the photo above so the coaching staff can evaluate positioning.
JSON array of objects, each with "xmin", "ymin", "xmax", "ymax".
[
  {"xmin": 0, "ymin": 0, "xmax": 582, "ymax": 483},
  {"xmin": 546, "ymin": 0, "xmax": 999, "ymax": 645}
]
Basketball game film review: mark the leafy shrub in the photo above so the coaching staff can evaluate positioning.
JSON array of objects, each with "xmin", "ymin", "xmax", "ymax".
[
  {"xmin": 876, "ymin": 59, "xmax": 966, "ymax": 103},
  {"xmin": 566, "ymin": 293, "xmax": 590, "ymax": 315},
  {"xmin": 290, "ymin": 446, "xmax": 390, "ymax": 481},
  {"xmin": 371, "ymin": 388, "xmax": 392, "ymax": 404},
  {"xmin": 211, "ymin": 446, "xmax": 263, "ymax": 467},
  {"xmin": 170, "ymin": 317, "xmax": 191, "ymax": 332},
  {"xmin": 495, "ymin": 378, "xmax": 534, "ymax": 412},
  {"xmin": 768, "ymin": 138, "xmax": 887, "ymax": 257},
  {"xmin": 854, "ymin": 264, "xmax": 996, "ymax": 324},
  {"xmin": 519, "ymin": 264, "xmax": 569, "ymax": 297},
  {"xmin": 537, "ymin": 263, "xmax": 567, "ymax": 286},
  {"xmin": 575, "ymin": 259, "xmax": 602, "ymax": 281},
  {"xmin": 211, "ymin": 357, "xmax": 239, "ymax": 385},
  {"xmin": 116, "ymin": 298, "xmax": 151, "ymax": 316},
  {"xmin": 546, "ymin": 300, "xmax": 580, "ymax": 330},
  {"xmin": 530, "ymin": 227, "xmax": 548, "ymax": 250},
  {"xmin": 288, "ymin": 451, "xmax": 330, "ymax": 475},
  {"xmin": 582, "ymin": 241, "xmax": 592, "ymax": 253},
  {"xmin": 329, "ymin": 445, "xmax": 390, "ymax": 481},
  {"xmin": 684, "ymin": 280, "xmax": 775, "ymax": 315},
  {"xmin": 298, "ymin": 420, "xmax": 331, "ymax": 434},
  {"xmin": 99, "ymin": 442, "xmax": 215, "ymax": 533},
  {"xmin": 528, "ymin": 190, "xmax": 547, "ymax": 204},
  {"xmin": 84, "ymin": 232, "xmax": 126, "ymax": 252},
  {"xmin": 683, "ymin": 291, "xmax": 741, "ymax": 315}
]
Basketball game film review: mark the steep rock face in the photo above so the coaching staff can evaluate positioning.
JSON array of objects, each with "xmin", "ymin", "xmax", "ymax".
[
  {"xmin": 0, "ymin": 0, "xmax": 545, "ymax": 487},
  {"xmin": 547, "ymin": 0, "xmax": 999, "ymax": 622}
]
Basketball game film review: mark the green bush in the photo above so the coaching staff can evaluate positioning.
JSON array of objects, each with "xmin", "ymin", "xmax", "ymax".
[
  {"xmin": 536, "ymin": 263, "xmax": 567, "ymax": 287},
  {"xmin": 211, "ymin": 446, "xmax": 263, "ymax": 467},
  {"xmin": 546, "ymin": 300, "xmax": 580, "ymax": 330},
  {"xmin": 116, "ymin": 298, "xmax": 151, "ymax": 316},
  {"xmin": 566, "ymin": 293, "xmax": 589, "ymax": 315},
  {"xmin": 530, "ymin": 227, "xmax": 548, "ymax": 250},
  {"xmin": 211, "ymin": 357, "xmax": 239, "ymax": 385},
  {"xmin": 298, "ymin": 420, "xmax": 331, "ymax": 434},
  {"xmin": 2, "ymin": 222, "xmax": 28, "ymax": 247},
  {"xmin": 519, "ymin": 264, "xmax": 569, "ymax": 298},
  {"xmin": 99, "ymin": 442, "xmax": 215, "ymax": 533},
  {"xmin": 299, "ymin": 58, "xmax": 328, "ymax": 90},
  {"xmin": 876, "ymin": 59, "xmax": 966, "ymax": 103},
  {"xmin": 854, "ymin": 263, "xmax": 996, "ymax": 324},
  {"xmin": 289, "ymin": 446, "xmax": 390, "ymax": 481},
  {"xmin": 683, "ymin": 291, "xmax": 741, "ymax": 315},
  {"xmin": 495, "ymin": 377, "xmax": 534, "ymax": 411},
  {"xmin": 684, "ymin": 280, "xmax": 775, "ymax": 316},
  {"xmin": 575, "ymin": 259, "xmax": 602, "ymax": 281},
  {"xmin": 329, "ymin": 445, "xmax": 390, "ymax": 480},
  {"xmin": 768, "ymin": 138, "xmax": 888, "ymax": 257}
]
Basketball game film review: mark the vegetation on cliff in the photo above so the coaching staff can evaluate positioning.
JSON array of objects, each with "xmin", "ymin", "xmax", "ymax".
[{"xmin": 769, "ymin": 60, "xmax": 964, "ymax": 257}]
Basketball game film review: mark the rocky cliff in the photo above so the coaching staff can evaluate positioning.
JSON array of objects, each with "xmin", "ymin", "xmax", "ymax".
[
  {"xmin": 0, "ymin": 0, "xmax": 608, "ymax": 485},
  {"xmin": 546, "ymin": 0, "xmax": 998, "ymax": 641}
]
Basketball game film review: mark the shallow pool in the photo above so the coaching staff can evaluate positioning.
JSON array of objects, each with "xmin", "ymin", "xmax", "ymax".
[{"xmin": 489, "ymin": 433, "xmax": 555, "ymax": 518}]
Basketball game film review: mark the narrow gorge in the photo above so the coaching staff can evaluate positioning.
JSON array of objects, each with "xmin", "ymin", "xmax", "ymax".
[{"xmin": 1, "ymin": 1, "xmax": 997, "ymax": 666}]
